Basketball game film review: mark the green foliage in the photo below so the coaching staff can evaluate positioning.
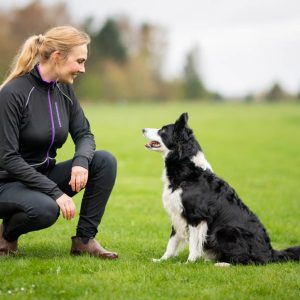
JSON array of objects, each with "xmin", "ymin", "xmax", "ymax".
[
  {"xmin": 91, "ymin": 19, "xmax": 127, "ymax": 64},
  {"xmin": 75, "ymin": 66, "xmax": 104, "ymax": 101},
  {"xmin": 265, "ymin": 82, "xmax": 289, "ymax": 102},
  {"xmin": 183, "ymin": 47, "xmax": 207, "ymax": 100},
  {"xmin": 1, "ymin": 102, "xmax": 300, "ymax": 299},
  {"xmin": 1, "ymin": 1, "xmax": 300, "ymax": 102},
  {"xmin": 0, "ymin": 0, "xmax": 71, "ymax": 77},
  {"xmin": 0, "ymin": 2, "xmax": 212, "ymax": 102}
]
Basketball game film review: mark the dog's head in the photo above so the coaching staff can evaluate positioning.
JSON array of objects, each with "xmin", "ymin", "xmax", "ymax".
[{"xmin": 143, "ymin": 113, "xmax": 201, "ymax": 158}]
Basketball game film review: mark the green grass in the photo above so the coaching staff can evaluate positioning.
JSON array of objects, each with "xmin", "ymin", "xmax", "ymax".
[{"xmin": 1, "ymin": 102, "xmax": 300, "ymax": 299}]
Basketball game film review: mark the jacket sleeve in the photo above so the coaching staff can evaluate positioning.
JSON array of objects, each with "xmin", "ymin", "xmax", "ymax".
[
  {"xmin": 0, "ymin": 87, "xmax": 64, "ymax": 200},
  {"xmin": 67, "ymin": 85, "xmax": 95, "ymax": 170}
]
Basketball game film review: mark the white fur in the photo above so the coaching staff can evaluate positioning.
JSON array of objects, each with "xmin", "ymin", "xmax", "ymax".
[
  {"xmin": 214, "ymin": 262, "xmax": 231, "ymax": 267},
  {"xmin": 152, "ymin": 234, "xmax": 183, "ymax": 262},
  {"xmin": 143, "ymin": 128, "xmax": 170, "ymax": 157},
  {"xmin": 153, "ymin": 169, "xmax": 209, "ymax": 263},
  {"xmin": 153, "ymin": 170, "xmax": 188, "ymax": 262},
  {"xmin": 162, "ymin": 170, "xmax": 188, "ymax": 240},
  {"xmin": 143, "ymin": 128, "xmax": 160, "ymax": 142},
  {"xmin": 187, "ymin": 221, "xmax": 208, "ymax": 262},
  {"xmin": 191, "ymin": 151, "xmax": 213, "ymax": 172}
]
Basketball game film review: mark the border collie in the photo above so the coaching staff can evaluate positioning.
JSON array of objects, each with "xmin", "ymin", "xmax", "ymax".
[{"xmin": 143, "ymin": 113, "xmax": 300, "ymax": 265}]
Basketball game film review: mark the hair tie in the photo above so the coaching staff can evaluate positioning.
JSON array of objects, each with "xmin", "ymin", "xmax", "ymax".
[{"xmin": 37, "ymin": 34, "xmax": 45, "ymax": 44}]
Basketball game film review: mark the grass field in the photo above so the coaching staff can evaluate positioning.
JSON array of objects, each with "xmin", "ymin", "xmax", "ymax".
[{"xmin": 0, "ymin": 102, "xmax": 300, "ymax": 299}]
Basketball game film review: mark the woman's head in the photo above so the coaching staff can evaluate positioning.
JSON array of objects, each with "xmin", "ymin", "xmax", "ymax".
[
  {"xmin": 39, "ymin": 26, "xmax": 90, "ymax": 63},
  {"xmin": 0, "ymin": 25, "xmax": 90, "ymax": 89}
]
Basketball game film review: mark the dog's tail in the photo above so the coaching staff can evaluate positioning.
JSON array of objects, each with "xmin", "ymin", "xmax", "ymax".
[{"xmin": 272, "ymin": 246, "xmax": 300, "ymax": 262}]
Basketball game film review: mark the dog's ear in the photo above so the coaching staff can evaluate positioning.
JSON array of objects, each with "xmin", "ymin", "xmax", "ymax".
[
  {"xmin": 175, "ymin": 112, "xmax": 189, "ymax": 130},
  {"xmin": 174, "ymin": 113, "xmax": 191, "ymax": 154},
  {"xmin": 174, "ymin": 113, "xmax": 194, "ymax": 159},
  {"xmin": 179, "ymin": 112, "xmax": 189, "ymax": 124}
]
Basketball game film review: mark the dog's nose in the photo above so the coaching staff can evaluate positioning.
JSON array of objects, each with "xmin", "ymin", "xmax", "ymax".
[{"xmin": 142, "ymin": 129, "xmax": 146, "ymax": 133}]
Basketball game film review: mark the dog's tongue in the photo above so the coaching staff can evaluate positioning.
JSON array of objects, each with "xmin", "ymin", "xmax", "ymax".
[{"xmin": 145, "ymin": 141, "xmax": 161, "ymax": 148}]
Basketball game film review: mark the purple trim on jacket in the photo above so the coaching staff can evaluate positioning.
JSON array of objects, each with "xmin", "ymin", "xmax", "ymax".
[
  {"xmin": 46, "ymin": 89, "xmax": 55, "ymax": 166},
  {"xmin": 36, "ymin": 64, "xmax": 56, "ymax": 85},
  {"xmin": 36, "ymin": 64, "xmax": 57, "ymax": 166}
]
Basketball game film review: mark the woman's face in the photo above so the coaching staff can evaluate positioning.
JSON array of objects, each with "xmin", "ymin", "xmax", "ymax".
[{"xmin": 56, "ymin": 44, "xmax": 88, "ymax": 84}]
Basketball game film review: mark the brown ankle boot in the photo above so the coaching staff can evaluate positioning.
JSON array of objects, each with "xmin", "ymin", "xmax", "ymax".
[
  {"xmin": 70, "ymin": 236, "xmax": 118, "ymax": 259},
  {"xmin": 0, "ymin": 224, "xmax": 18, "ymax": 256}
]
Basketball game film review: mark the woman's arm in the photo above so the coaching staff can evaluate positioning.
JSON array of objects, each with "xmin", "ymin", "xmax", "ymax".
[
  {"xmin": 0, "ymin": 87, "xmax": 64, "ymax": 200},
  {"xmin": 68, "ymin": 85, "xmax": 96, "ymax": 169}
]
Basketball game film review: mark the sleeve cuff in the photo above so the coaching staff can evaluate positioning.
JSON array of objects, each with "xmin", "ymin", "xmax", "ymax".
[
  {"xmin": 50, "ymin": 187, "xmax": 64, "ymax": 201},
  {"xmin": 72, "ymin": 156, "xmax": 89, "ymax": 170}
]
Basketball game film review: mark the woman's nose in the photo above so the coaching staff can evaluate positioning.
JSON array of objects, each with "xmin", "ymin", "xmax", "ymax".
[{"xmin": 79, "ymin": 65, "xmax": 85, "ymax": 73}]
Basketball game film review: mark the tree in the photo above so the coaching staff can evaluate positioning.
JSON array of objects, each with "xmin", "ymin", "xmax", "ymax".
[
  {"xmin": 92, "ymin": 19, "xmax": 127, "ymax": 64},
  {"xmin": 297, "ymin": 88, "xmax": 300, "ymax": 101},
  {"xmin": 9, "ymin": 0, "xmax": 71, "ymax": 41},
  {"xmin": 137, "ymin": 23, "xmax": 167, "ymax": 80},
  {"xmin": 0, "ymin": 0, "xmax": 71, "ymax": 81},
  {"xmin": 0, "ymin": 11, "xmax": 18, "ymax": 79},
  {"xmin": 265, "ymin": 82, "xmax": 287, "ymax": 101},
  {"xmin": 183, "ymin": 47, "xmax": 206, "ymax": 100}
]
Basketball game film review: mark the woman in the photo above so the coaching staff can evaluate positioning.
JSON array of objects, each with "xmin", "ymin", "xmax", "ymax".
[{"xmin": 0, "ymin": 26, "xmax": 118, "ymax": 259}]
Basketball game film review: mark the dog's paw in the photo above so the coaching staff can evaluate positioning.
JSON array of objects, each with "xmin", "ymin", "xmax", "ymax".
[
  {"xmin": 214, "ymin": 262, "xmax": 231, "ymax": 267},
  {"xmin": 152, "ymin": 258, "xmax": 163, "ymax": 263},
  {"xmin": 186, "ymin": 256, "xmax": 199, "ymax": 263},
  {"xmin": 185, "ymin": 259, "xmax": 196, "ymax": 264}
]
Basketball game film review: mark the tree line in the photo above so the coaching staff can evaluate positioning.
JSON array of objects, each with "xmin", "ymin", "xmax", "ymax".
[{"xmin": 0, "ymin": 0, "xmax": 298, "ymax": 102}]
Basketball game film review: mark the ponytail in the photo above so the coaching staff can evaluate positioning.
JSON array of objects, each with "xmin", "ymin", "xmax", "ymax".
[{"xmin": 0, "ymin": 26, "xmax": 90, "ymax": 90}]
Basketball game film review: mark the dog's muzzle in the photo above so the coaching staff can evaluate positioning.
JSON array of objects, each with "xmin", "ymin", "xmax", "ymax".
[{"xmin": 142, "ymin": 128, "xmax": 162, "ymax": 149}]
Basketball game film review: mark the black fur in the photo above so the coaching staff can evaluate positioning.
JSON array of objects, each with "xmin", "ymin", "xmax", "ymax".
[{"xmin": 161, "ymin": 113, "xmax": 300, "ymax": 265}]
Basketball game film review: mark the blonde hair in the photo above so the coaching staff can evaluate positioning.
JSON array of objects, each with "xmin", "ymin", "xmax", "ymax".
[{"xmin": 1, "ymin": 26, "xmax": 90, "ymax": 89}]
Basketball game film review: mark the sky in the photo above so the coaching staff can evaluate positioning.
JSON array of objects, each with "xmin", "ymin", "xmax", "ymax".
[{"xmin": 1, "ymin": 0, "xmax": 300, "ymax": 97}]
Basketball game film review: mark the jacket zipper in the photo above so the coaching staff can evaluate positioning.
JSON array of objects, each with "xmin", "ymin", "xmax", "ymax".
[{"xmin": 46, "ymin": 88, "xmax": 55, "ymax": 167}]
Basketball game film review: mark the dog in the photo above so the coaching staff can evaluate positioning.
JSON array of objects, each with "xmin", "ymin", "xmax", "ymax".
[{"xmin": 143, "ymin": 112, "xmax": 300, "ymax": 265}]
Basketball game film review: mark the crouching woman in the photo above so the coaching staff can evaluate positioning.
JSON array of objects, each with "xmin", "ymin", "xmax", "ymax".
[{"xmin": 0, "ymin": 26, "xmax": 118, "ymax": 259}]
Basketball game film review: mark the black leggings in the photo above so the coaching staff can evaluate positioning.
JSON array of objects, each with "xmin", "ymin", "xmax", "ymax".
[{"xmin": 0, "ymin": 150, "xmax": 117, "ymax": 242}]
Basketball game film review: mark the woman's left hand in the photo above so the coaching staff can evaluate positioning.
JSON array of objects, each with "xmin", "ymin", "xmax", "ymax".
[{"xmin": 69, "ymin": 166, "xmax": 89, "ymax": 192}]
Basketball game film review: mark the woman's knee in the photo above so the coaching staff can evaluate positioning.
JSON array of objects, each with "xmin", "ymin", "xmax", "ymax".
[
  {"xmin": 29, "ymin": 197, "xmax": 59, "ymax": 228},
  {"xmin": 91, "ymin": 150, "xmax": 117, "ymax": 173},
  {"xmin": 89, "ymin": 150, "xmax": 117, "ymax": 187}
]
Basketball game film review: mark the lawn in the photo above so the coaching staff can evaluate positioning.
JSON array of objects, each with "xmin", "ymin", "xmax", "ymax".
[{"xmin": 0, "ymin": 102, "xmax": 300, "ymax": 299}]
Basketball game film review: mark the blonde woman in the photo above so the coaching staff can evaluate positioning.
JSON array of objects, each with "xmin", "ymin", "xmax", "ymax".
[{"xmin": 0, "ymin": 26, "xmax": 118, "ymax": 259}]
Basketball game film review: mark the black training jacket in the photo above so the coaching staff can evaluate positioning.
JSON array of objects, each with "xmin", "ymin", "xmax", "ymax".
[{"xmin": 0, "ymin": 65, "xmax": 95, "ymax": 200}]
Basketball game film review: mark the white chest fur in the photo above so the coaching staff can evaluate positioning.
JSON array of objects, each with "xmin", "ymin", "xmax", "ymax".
[
  {"xmin": 191, "ymin": 151, "xmax": 213, "ymax": 171},
  {"xmin": 161, "ymin": 169, "xmax": 189, "ymax": 240}
]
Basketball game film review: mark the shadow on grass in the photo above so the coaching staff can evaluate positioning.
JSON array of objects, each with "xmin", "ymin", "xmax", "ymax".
[{"xmin": 12, "ymin": 242, "xmax": 70, "ymax": 260}]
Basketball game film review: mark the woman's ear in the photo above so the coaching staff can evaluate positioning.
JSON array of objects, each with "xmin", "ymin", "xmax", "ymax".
[{"xmin": 51, "ymin": 50, "xmax": 62, "ymax": 64}]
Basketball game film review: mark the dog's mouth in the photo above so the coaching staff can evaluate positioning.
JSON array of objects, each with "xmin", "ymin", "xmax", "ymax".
[{"xmin": 145, "ymin": 141, "xmax": 161, "ymax": 149}]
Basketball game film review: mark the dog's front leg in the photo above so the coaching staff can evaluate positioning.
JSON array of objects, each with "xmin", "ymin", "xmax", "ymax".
[
  {"xmin": 187, "ymin": 221, "xmax": 208, "ymax": 263},
  {"xmin": 153, "ymin": 227, "xmax": 182, "ymax": 262}
]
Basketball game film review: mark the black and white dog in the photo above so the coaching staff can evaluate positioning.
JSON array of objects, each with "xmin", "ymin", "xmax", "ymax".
[{"xmin": 143, "ymin": 113, "xmax": 300, "ymax": 265}]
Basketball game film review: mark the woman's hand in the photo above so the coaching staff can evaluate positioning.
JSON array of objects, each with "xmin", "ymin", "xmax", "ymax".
[
  {"xmin": 69, "ymin": 166, "xmax": 88, "ymax": 192},
  {"xmin": 56, "ymin": 194, "xmax": 76, "ymax": 220}
]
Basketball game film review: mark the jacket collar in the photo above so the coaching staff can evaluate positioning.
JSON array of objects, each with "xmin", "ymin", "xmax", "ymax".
[{"xmin": 29, "ymin": 64, "xmax": 57, "ymax": 90}]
